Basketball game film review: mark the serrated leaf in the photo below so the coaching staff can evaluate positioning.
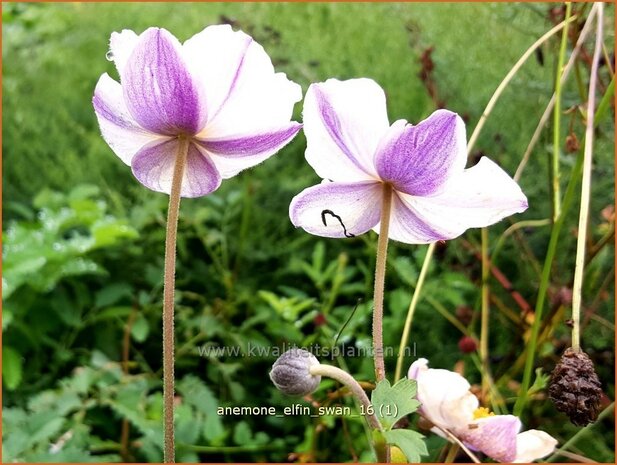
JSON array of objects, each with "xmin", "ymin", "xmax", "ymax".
[
  {"xmin": 371, "ymin": 378, "xmax": 420, "ymax": 430},
  {"xmin": 383, "ymin": 429, "xmax": 428, "ymax": 462}
]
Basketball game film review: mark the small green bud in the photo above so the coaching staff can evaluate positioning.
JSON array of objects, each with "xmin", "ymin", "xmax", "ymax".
[{"xmin": 269, "ymin": 349, "xmax": 321, "ymax": 396}]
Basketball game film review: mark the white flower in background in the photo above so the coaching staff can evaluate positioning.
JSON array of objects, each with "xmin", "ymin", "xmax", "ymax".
[{"xmin": 409, "ymin": 358, "xmax": 558, "ymax": 462}]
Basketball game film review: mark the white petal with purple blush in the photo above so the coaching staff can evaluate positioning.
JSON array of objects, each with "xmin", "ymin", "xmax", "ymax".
[
  {"xmin": 303, "ymin": 79, "xmax": 389, "ymax": 182},
  {"xmin": 396, "ymin": 157, "xmax": 528, "ymax": 241},
  {"xmin": 381, "ymin": 193, "xmax": 448, "ymax": 244},
  {"xmin": 123, "ymin": 28, "xmax": 206, "ymax": 135},
  {"xmin": 290, "ymin": 181, "xmax": 383, "ymax": 238},
  {"xmin": 375, "ymin": 110, "xmax": 467, "ymax": 196},
  {"xmin": 185, "ymin": 25, "xmax": 301, "ymax": 138},
  {"xmin": 198, "ymin": 123, "xmax": 302, "ymax": 178},
  {"xmin": 93, "ymin": 73, "xmax": 165, "ymax": 165},
  {"xmin": 131, "ymin": 139, "xmax": 221, "ymax": 197},
  {"xmin": 461, "ymin": 415, "xmax": 521, "ymax": 463}
]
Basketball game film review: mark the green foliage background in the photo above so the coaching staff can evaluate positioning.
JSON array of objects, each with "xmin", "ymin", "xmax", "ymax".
[{"xmin": 2, "ymin": 2, "xmax": 615, "ymax": 463}]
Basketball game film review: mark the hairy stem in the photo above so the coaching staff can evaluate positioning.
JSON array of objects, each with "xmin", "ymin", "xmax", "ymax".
[
  {"xmin": 309, "ymin": 364, "xmax": 381, "ymax": 430},
  {"xmin": 163, "ymin": 137, "xmax": 189, "ymax": 463},
  {"xmin": 394, "ymin": 243, "xmax": 435, "ymax": 382},
  {"xmin": 480, "ymin": 227, "xmax": 490, "ymax": 400},
  {"xmin": 572, "ymin": 2, "xmax": 603, "ymax": 352},
  {"xmin": 373, "ymin": 183, "xmax": 393, "ymax": 382},
  {"xmin": 551, "ymin": 2, "xmax": 572, "ymax": 222}
]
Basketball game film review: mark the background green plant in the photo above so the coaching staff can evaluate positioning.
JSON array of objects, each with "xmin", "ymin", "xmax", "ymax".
[{"xmin": 2, "ymin": 2, "xmax": 615, "ymax": 463}]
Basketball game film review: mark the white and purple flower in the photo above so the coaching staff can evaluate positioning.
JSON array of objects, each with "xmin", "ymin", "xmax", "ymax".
[
  {"xmin": 290, "ymin": 78, "xmax": 528, "ymax": 244},
  {"xmin": 93, "ymin": 25, "xmax": 302, "ymax": 197},
  {"xmin": 409, "ymin": 358, "xmax": 558, "ymax": 463}
]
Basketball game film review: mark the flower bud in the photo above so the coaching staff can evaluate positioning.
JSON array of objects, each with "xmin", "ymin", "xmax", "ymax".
[
  {"xmin": 269, "ymin": 349, "xmax": 321, "ymax": 396},
  {"xmin": 549, "ymin": 347, "xmax": 602, "ymax": 426}
]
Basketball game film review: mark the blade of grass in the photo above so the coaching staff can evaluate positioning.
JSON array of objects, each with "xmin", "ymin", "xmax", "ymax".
[{"xmin": 550, "ymin": 2, "xmax": 573, "ymax": 222}]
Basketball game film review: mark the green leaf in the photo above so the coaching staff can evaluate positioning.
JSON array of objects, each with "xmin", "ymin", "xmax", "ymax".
[
  {"xmin": 233, "ymin": 421, "xmax": 252, "ymax": 445},
  {"xmin": 130, "ymin": 314, "xmax": 149, "ymax": 342},
  {"xmin": 371, "ymin": 378, "xmax": 420, "ymax": 430},
  {"xmin": 2, "ymin": 346, "xmax": 23, "ymax": 390},
  {"xmin": 383, "ymin": 429, "xmax": 428, "ymax": 463}
]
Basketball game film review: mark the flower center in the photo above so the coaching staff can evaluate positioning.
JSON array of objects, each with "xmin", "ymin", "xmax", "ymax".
[{"xmin": 472, "ymin": 407, "xmax": 495, "ymax": 419}]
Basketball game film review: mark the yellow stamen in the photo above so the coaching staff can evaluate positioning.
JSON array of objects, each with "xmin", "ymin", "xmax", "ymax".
[{"xmin": 473, "ymin": 407, "xmax": 495, "ymax": 419}]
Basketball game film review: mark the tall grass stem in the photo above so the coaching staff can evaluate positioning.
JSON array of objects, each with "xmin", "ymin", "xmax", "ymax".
[
  {"xmin": 515, "ymin": 4, "xmax": 600, "ymax": 181},
  {"xmin": 394, "ymin": 243, "xmax": 435, "ymax": 382},
  {"xmin": 467, "ymin": 14, "xmax": 577, "ymax": 154},
  {"xmin": 551, "ymin": 2, "xmax": 572, "ymax": 221},
  {"xmin": 572, "ymin": 2, "xmax": 603, "ymax": 352}
]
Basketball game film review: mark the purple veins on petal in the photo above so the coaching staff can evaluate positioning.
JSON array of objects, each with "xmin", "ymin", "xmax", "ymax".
[
  {"xmin": 122, "ymin": 28, "xmax": 205, "ymax": 136},
  {"xmin": 461, "ymin": 415, "xmax": 521, "ymax": 463},
  {"xmin": 131, "ymin": 139, "xmax": 221, "ymax": 198},
  {"xmin": 198, "ymin": 123, "xmax": 302, "ymax": 157},
  {"xmin": 375, "ymin": 110, "xmax": 466, "ymax": 196}
]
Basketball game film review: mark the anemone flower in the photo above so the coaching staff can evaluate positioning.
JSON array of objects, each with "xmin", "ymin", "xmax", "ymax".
[
  {"xmin": 409, "ymin": 358, "xmax": 558, "ymax": 463},
  {"xmin": 94, "ymin": 25, "xmax": 302, "ymax": 197},
  {"xmin": 289, "ymin": 78, "xmax": 527, "ymax": 383},
  {"xmin": 289, "ymin": 78, "xmax": 527, "ymax": 243},
  {"xmin": 93, "ymin": 25, "xmax": 301, "ymax": 463}
]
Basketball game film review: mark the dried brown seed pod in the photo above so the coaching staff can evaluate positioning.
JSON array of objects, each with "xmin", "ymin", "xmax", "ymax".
[{"xmin": 549, "ymin": 347, "xmax": 602, "ymax": 426}]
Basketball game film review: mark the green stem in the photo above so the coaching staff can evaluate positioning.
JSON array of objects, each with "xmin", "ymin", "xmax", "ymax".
[
  {"xmin": 163, "ymin": 137, "xmax": 189, "ymax": 463},
  {"xmin": 373, "ymin": 183, "xmax": 393, "ymax": 383},
  {"xmin": 547, "ymin": 402, "xmax": 615, "ymax": 462},
  {"xmin": 514, "ymin": 4, "xmax": 599, "ymax": 182},
  {"xmin": 467, "ymin": 14, "xmax": 577, "ymax": 153},
  {"xmin": 480, "ymin": 227, "xmax": 490, "ymax": 400},
  {"xmin": 572, "ymin": 2, "xmax": 603, "ymax": 352},
  {"xmin": 394, "ymin": 243, "xmax": 435, "ymax": 382},
  {"xmin": 551, "ymin": 2, "xmax": 572, "ymax": 222},
  {"xmin": 513, "ymin": 62, "xmax": 614, "ymax": 418}
]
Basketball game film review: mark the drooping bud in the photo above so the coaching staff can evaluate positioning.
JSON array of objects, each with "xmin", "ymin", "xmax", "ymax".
[
  {"xmin": 549, "ymin": 347, "xmax": 602, "ymax": 426},
  {"xmin": 269, "ymin": 349, "xmax": 321, "ymax": 396}
]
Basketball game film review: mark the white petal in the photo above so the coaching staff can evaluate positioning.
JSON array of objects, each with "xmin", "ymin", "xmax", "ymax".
[
  {"xmin": 289, "ymin": 181, "xmax": 383, "ymax": 238},
  {"xmin": 109, "ymin": 29, "xmax": 139, "ymax": 77},
  {"xmin": 303, "ymin": 78, "xmax": 390, "ymax": 182},
  {"xmin": 397, "ymin": 157, "xmax": 528, "ymax": 240},
  {"xmin": 183, "ymin": 25, "xmax": 301, "ymax": 137},
  {"xmin": 513, "ymin": 430, "xmax": 558, "ymax": 463},
  {"xmin": 408, "ymin": 359, "xmax": 478, "ymax": 430},
  {"xmin": 92, "ymin": 73, "xmax": 163, "ymax": 165}
]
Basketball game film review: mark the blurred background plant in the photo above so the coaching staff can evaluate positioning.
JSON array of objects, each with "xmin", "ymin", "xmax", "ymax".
[{"xmin": 2, "ymin": 2, "xmax": 614, "ymax": 462}]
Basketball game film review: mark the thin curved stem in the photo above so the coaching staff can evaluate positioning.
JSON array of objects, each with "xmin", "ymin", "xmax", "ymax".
[
  {"xmin": 373, "ymin": 183, "xmax": 393, "ymax": 382},
  {"xmin": 431, "ymin": 423, "xmax": 481, "ymax": 463},
  {"xmin": 309, "ymin": 364, "xmax": 382, "ymax": 430},
  {"xmin": 394, "ymin": 243, "xmax": 435, "ymax": 382},
  {"xmin": 467, "ymin": 14, "xmax": 578, "ymax": 154},
  {"xmin": 551, "ymin": 2, "xmax": 572, "ymax": 221},
  {"xmin": 163, "ymin": 137, "xmax": 189, "ymax": 463},
  {"xmin": 514, "ymin": 4, "xmax": 599, "ymax": 181},
  {"xmin": 572, "ymin": 2, "xmax": 603, "ymax": 352}
]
